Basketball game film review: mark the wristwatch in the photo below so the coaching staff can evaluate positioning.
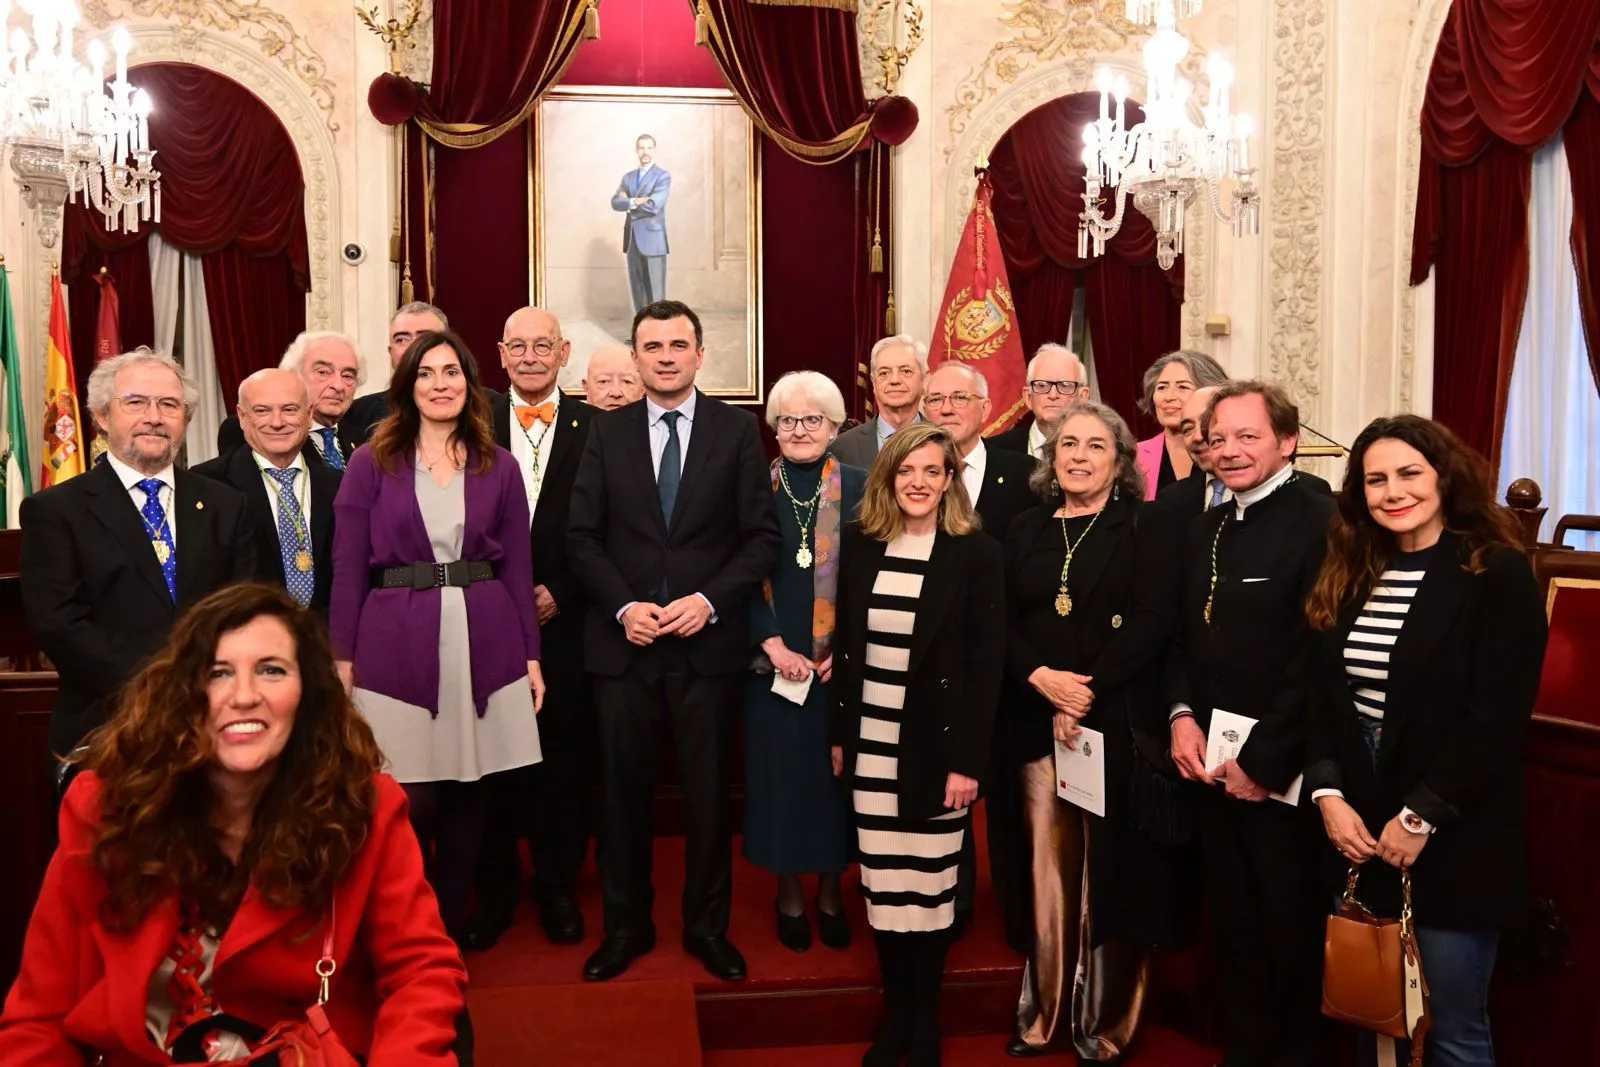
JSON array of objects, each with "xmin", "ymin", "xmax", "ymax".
[{"xmin": 1399, "ymin": 806, "xmax": 1435, "ymax": 835}]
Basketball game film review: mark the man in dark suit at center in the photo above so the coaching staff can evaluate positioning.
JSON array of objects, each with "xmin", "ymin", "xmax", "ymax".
[
  {"xmin": 21, "ymin": 350, "xmax": 257, "ymax": 759},
  {"xmin": 191, "ymin": 368, "xmax": 340, "ymax": 616},
  {"xmin": 570, "ymin": 300, "xmax": 781, "ymax": 982},
  {"xmin": 922, "ymin": 361, "xmax": 1036, "ymax": 944},
  {"xmin": 460, "ymin": 305, "xmax": 598, "ymax": 952}
]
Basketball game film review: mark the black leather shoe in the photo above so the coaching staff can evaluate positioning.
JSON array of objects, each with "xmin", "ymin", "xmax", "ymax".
[
  {"xmin": 536, "ymin": 894, "xmax": 585, "ymax": 945},
  {"xmin": 582, "ymin": 933, "xmax": 654, "ymax": 981},
  {"xmin": 683, "ymin": 935, "xmax": 747, "ymax": 981},
  {"xmin": 815, "ymin": 900, "xmax": 852, "ymax": 950},
  {"xmin": 457, "ymin": 908, "xmax": 513, "ymax": 953},
  {"xmin": 776, "ymin": 905, "xmax": 812, "ymax": 952},
  {"xmin": 1004, "ymin": 1035, "xmax": 1050, "ymax": 1057}
]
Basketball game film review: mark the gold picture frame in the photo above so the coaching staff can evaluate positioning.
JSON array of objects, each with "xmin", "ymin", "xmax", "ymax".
[{"xmin": 531, "ymin": 85, "xmax": 764, "ymax": 403}]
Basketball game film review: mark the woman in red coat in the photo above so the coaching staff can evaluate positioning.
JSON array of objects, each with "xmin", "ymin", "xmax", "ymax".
[{"xmin": 0, "ymin": 583, "xmax": 468, "ymax": 1064}]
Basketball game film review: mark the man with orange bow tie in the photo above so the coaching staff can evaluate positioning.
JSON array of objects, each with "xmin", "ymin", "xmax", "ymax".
[{"xmin": 464, "ymin": 306, "xmax": 600, "ymax": 951}]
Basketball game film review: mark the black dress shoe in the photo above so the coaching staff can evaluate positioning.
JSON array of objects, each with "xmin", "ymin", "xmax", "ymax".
[
  {"xmin": 536, "ymin": 893, "xmax": 585, "ymax": 945},
  {"xmin": 457, "ymin": 908, "xmax": 513, "ymax": 953},
  {"xmin": 683, "ymin": 935, "xmax": 747, "ymax": 981},
  {"xmin": 776, "ymin": 905, "xmax": 812, "ymax": 952},
  {"xmin": 815, "ymin": 899, "xmax": 852, "ymax": 950},
  {"xmin": 582, "ymin": 933, "xmax": 655, "ymax": 981},
  {"xmin": 1004, "ymin": 1035, "xmax": 1050, "ymax": 1058}
]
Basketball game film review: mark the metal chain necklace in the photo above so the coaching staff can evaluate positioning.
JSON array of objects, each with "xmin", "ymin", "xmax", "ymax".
[
  {"xmin": 778, "ymin": 460, "xmax": 826, "ymax": 568},
  {"xmin": 1054, "ymin": 507, "xmax": 1104, "ymax": 616}
]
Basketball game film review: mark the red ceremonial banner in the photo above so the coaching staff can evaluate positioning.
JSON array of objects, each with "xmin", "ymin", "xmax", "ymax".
[{"xmin": 932, "ymin": 169, "xmax": 1027, "ymax": 433}]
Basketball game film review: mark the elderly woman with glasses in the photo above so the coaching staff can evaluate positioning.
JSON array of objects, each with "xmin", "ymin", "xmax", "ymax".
[
  {"xmin": 1134, "ymin": 350, "xmax": 1229, "ymax": 499},
  {"xmin": 745, "ymin": 371, "xmax": 867, "ymax": 953}
]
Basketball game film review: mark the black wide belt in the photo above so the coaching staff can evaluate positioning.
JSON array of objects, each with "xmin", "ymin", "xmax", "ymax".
[{"xmin": 374, "ymin": 560, "xmax": 495, "ymax": 590}]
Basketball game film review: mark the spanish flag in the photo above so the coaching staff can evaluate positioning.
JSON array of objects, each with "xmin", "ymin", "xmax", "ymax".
[
  {"xmin": 932, "ymin": 167, "xmax": 1027, "ymax": 434},
  {"xmin": 40, "ymin": 274, "xmax": 85, "ymax": 486}
]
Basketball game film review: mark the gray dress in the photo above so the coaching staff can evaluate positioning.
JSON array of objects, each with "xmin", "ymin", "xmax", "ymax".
[{"xmin": 353, "ymin": 462, "xmax": 543, "ymax": 784}]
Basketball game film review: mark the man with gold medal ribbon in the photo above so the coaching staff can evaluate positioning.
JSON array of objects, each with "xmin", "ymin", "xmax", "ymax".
[{"xmin": 192, "ymin": 368, "xmax": 343, "ymax": 616}]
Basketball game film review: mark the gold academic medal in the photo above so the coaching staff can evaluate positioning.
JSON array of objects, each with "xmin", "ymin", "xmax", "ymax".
[
  {"xmin": 1054, "ymin": 589, "xmax": 1072, "ymax": 617},
  {"xmin": 796, "ymin": 544, "xmax": 814, "ymax": 569},
  {"xmin": 294, "ymin": 550, "xmax": 313, "ymax": 572},
  {"xmin": 153, "ymin": 540, "xmax": 170, "ymax": 565}
]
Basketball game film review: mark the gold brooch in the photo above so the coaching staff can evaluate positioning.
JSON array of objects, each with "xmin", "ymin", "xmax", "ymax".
[
  {"xmin": 1111, "ymin": 614, "xmax": 1123, "ymax": 628},
  {"xmin": 195, "ymin": 500, "xmax": 204, "ymax": 510}
]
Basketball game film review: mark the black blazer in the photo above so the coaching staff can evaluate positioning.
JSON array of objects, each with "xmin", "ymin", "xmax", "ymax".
[
  {"xmin": 216, "ymin": 418, "xmax": 356, "ymax": 468},
  {"xmin": 1167, "ymin": 474, "xmax": 1336, "ymax": 793},
  {"xmin": 1304, "ymin": 537, "xmax": 1546, "ymax": 929},
  {"xmin": 830, "ymin": 524, "xmax": 1006, "ymax": 822},
  {"xmin": 984, "ymin": 417, "xmax": 1035, "ymax": 456},
  {"xmin": 342, "ymin": 392, "xmax": 391, "ymax": 447},
  {"xmin": 491, "ymin": 390, "xmax": 595, "ymax": 669},
  {"xmin": 19, "ymin": 463, "xmax": 259, "ymax": 755},
  {"xmin": 974, "ymin": 445, "xmax": 1039, "ymax": 545},
  {"xmin": 189, "ymin": 447, "xmax": 340, "ymax": 615},
  {"xmin": 568, "ymin": 391, "xmax": 782, "ymax": 677}
]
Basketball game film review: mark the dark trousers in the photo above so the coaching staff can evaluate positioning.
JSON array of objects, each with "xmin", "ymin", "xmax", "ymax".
[
  {"xmin": 1203, "ymin": 791, "xmax": 1328, "ymax": 1067},
  {"xmin": 473, "ymin": 673, "xmax": 595, "ymax": 919},
  {"xmin": 594, "ymin": 647, "xmax": 738, "ymax": 940},
  {"xmin": 404, "ymin": 779, "xmax": 490, "ymax": 941},
  {"xmin": 952, "ymin": 749, "xmax": 1029, "ymax": 948}
]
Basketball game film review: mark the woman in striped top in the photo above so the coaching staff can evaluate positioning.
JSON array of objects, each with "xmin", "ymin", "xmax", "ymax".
[
  {"xmin": 831, "ymin": 423, "xmax": 1006, "ymax": 1067},
  {"xmin": 1305, "ymin": 415, "xmax": 1547, "ymax": 1067}
]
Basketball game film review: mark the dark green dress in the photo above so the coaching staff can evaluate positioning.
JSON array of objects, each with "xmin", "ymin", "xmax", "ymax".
[{"xmin": 743, "ymin": 456, "xmax": 865, "ymax": 875}]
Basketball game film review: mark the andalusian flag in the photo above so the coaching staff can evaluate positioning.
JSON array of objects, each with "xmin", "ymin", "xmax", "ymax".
[
  {"xmin": 40, "ymin": 274, "xmax": 85, "ymax": 486},
  {"xmin": 0, "ymin": 263, "xmax": 32, "ymax": 526}
]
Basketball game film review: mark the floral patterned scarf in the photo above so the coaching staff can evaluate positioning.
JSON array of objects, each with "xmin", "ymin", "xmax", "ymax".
[{"xmin": 764, "ymin": 454, "xmax": 843, "ymax": 662}]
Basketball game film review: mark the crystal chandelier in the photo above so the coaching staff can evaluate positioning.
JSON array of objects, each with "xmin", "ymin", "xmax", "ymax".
[
  {"xmin": 1078, "ymin": 0, "xmax": 1259, "ymax": 271},
  {"xmin": 0, "ymin": 1, "xmax": 160, "ymax": 250}
]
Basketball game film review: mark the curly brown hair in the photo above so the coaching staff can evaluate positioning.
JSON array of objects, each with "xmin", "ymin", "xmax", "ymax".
[
  {"xmin": 1306, "ymin": 415, "xmax": 1523, "ymax": 631},
  {"xmin": 368, "ymin": 328, "xmax": 497, "ymax": 477},
  {"xmin": 83, "ymin": 583, "xmax": 384, "ymax": 930}
]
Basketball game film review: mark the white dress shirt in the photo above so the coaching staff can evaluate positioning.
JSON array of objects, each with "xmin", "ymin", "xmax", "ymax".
[
  {"xmin": 1027, "ymin": 420, "xmax": 1049, "ymax": 461},
  {"xmin": 253, "ymin": 451, "xmax": 313, "ymax": 537},
  {"xmin": 105, "ymin": 452, "xmax": 178, "ymax": 547},
  {"xmin": 508, "ymin": 385, "xmax": 560, "ymax": 523},
  {"xmin": 961, "ymin": 438, "xmax": 988, "ymax": 506},
  {"xmin": 1204, "ymin": 473, "xmax": 1233, "ymax": 512},
  {"xmin": 646, "ymin": 390, "xmax": 696, "ymax": 476}
]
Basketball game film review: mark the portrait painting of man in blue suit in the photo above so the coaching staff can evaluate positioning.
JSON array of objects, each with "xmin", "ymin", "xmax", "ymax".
[{"xmin": 611, "ymin": 133, "xmax": 671, "ymax": 311}]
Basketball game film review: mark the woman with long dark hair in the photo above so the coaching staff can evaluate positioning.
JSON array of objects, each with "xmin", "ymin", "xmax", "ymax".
[
  {"xmin": 0, "ymin": 583, "xmax": 467, "ymax": 1061},
  {"xmin": 1305, "ymin": 415, "xmax": 1547, "ymax": 1067},
  {"xmin": 331, "ymin": 329, "xmax": 545, "ymax": 941}
]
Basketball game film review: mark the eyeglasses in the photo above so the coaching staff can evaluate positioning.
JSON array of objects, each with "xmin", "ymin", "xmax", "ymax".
[
  {"xmin": 776, "ymin": 414, "xmax": 827, "ymax": 432},
  {"xmin": 116, "ymin": 394, "xmax": 184, "ymax": 416},
  {"xmin": 501, "ymin": 338, "xmax": 560, "ymax": 359},
  {"xmin": 923, "ymin": 391, "xmax": 978, "ymax": 409},
  {"xmin": 1028, "ymin": 379, "xmax": 1084, "ymax": 396}
]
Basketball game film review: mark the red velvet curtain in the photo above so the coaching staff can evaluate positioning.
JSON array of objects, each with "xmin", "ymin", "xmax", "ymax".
[
  {"xmin": 988, "ymin": 93, "xmax": 1184, "ymax": 438},
  {"xmin": 60, "ymin": 63, "xmax": 309, "ymax": 406},
  {"xmin": 1413, "ymin": 1, "xmax": 1600, "ymax": 464}
]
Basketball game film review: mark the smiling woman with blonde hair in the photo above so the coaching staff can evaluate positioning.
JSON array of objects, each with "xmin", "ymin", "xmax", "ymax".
[{"xmin": 830, "ymin": 422, "xmax": 1004, "ymax": 1065}]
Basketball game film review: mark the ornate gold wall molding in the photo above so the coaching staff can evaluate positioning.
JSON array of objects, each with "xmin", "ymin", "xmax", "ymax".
[
  {"xmin": 1396, "ymin": 0, "xmax": 1451, "ymax": 412},
  {"xmin": 81, "ymin": 0, "xmax": 339, "ymax": 134},
  {"xmin": 110, "ymin": 24, "xmax": 343, "ymax": 330},
  {"xmin": 1266, "ymin": 0, "xmax": 1329, "ymax": 426}
]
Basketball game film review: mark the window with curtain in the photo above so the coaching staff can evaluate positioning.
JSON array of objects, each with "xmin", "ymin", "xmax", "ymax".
[{"xmin": 1497, "ymin": 136, "xmax": 1600, "ymax": 550}]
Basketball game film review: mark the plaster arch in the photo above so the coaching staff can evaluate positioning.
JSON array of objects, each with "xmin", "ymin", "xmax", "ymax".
[
  {"xmin": 943, "ymin": 56, "xmax": 1215, "ymax": 354},
  {"xmin": 124, "ymin": 23, "xmax": 342, "ymax": 331},
  {"xmin": 1392, "ymin": 0, "xmax": 1452, "ymax": 413}
]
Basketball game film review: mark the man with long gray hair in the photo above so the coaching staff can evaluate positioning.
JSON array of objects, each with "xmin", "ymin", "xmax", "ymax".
[{"xmin": 19, "ymin": 350, "xmax": 258, "ymax": 757}]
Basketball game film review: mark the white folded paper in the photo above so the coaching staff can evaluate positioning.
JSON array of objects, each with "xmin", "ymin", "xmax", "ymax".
[
  {"xmin": 770, "ymin": 669, "xmax": 814, "ymax": 706},
  {"xmin": 1054, "ymin": 725, "xmax": 1107, "ymax": 817},
  {"xmin": 1206, "ymin": 708, "xmax": 1303, "ymax": 806}
]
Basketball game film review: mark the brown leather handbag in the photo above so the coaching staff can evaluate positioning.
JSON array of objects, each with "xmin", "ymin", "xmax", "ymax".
[{"xmin": 1321, "ymin": 865, "xmax": 1431, "ymax": 1066}]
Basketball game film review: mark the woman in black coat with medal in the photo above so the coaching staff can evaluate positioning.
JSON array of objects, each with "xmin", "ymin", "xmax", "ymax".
[{"xmin": 1001, "ymin": 400, "xmax": 1179, "ymax": 1061}]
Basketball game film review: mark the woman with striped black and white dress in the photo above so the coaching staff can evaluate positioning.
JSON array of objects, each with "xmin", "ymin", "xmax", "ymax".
[
  {"xmin": 830, "ymin": 423, "xmax": 1006, "ymax": 1067},
  {"xmin": 1305, "ymin": 415, "xmax": 1546, "ymax": 1067}
]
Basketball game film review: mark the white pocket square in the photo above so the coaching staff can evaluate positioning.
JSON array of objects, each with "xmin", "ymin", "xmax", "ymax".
[{"xmin": 1241, "ymin": 577, "xmax": 1272, "ymax": 583}]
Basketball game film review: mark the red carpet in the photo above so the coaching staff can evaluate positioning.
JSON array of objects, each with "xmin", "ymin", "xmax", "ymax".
[
  {"xmin": 467, "ymin": 979, "xmax": 700, "ymax": 1065},
  {"xmin": 703, "ymin": 1027, "xmax": 1219, "ymax": 1066}
]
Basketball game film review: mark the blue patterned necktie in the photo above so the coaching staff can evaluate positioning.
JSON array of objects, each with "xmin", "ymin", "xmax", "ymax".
[
  {"xmin": 316, "ymin": 427, "xmax": 345, "ymax": 471},
  {"xmin": 658, "ymin": 410, "xmax": 683, "ymax": 524},
  {"xmin": 264, "ymin": 467, "xmax": 315, "ymax": 605},
  {"xmin": 135, "ymin": 478, "xmax": 177, "ymax": 602},
  {"xmin": 1208, "ymin": 477, "xmax": 1227, "ymax": 510}
]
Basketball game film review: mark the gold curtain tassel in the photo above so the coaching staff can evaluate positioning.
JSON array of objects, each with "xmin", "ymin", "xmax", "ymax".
[
  {"xmin": 869, "ymin": 227, "xmax": 884, "ymax": 273},
  {"xmin": 695, "ymin": 0, "xmax": 711, "ymax": 47},
  {"xmin": 400, "ymin": 262, "xmax": 415, "ymax": 305},
  {"xmin": 584, "ymin": 1, "xmax": 600, "ymax": 40},
  {"xmin": 884, "ymin": 288, "xmax": 897, "ymax": 335}
]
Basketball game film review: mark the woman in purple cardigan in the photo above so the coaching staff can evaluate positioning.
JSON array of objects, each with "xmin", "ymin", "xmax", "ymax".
[{"xmin": 330, "ymin": 328, "xmax": 545, "ymax": 940}]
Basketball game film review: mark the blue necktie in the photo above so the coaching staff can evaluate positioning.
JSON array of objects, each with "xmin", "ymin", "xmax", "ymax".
[
  {"xmin": 264, "ymin": 468, "xmax": 315, "ymax": 605},
  {"xmin": 658, "ymin": 410, "xmax": 683, "ymax": 524},
  {"xmin": 1208, "ymin": 478, "xmax": 1227, "ymax": 510},
  {"xmin": 317, "ymin": 427, "xmax": 345, "ymax": 471},
  {"xmin": 135, "ymin": 478, "xmax": 177, "ymax": 602}
]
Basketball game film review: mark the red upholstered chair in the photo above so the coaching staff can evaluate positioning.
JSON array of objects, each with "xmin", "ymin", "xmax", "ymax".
[{"xmin": 1531, "ymin": 548, "xmax": 1600, "ymax": 727}]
